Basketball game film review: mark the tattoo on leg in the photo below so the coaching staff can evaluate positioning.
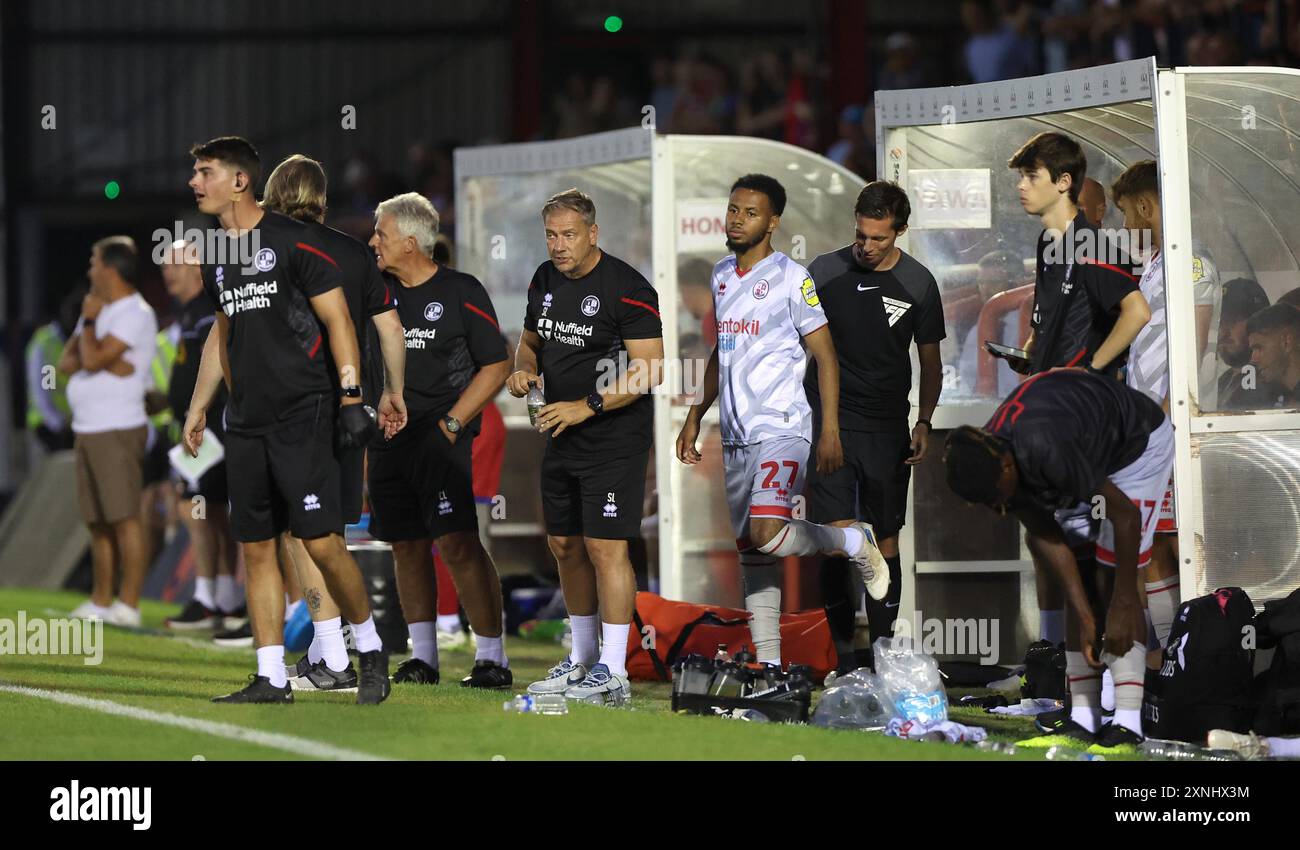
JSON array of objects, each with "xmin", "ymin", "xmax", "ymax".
[{"xmin": 306, "ymin": 588, "xmax": 322, "ymax": 613}]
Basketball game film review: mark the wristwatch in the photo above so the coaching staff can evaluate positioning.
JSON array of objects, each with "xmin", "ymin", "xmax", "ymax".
[
  {"xmin": 586, "ymin": 393, "xmax": 604, "ymax": 416},
  {"xmin": 1085, "ymin": 361, "xmax": 1110, "ymax": 377},
  {"xmin": 341, "ymin": 385, "xmax": 362, "ymax": 399},
  {"xmin": 915, "ymin": 418, "xmax": 932, "ymax": 432},
  {"xmin": 442, "ymin": 415, "xmax": 462, "ymax": 434}
]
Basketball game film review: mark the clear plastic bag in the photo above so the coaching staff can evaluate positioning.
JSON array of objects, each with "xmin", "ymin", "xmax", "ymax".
[
  {"xmin": 810, "ymin": 672, "xmax": 895, "ymax": 731},
  {"xmin": 873, "ymin": 636, "xmax": 948, "ymax": 725}
]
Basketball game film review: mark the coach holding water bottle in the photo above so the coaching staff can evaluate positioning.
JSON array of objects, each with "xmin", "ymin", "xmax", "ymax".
[{"xmin": 507, "ymin": 188, "xmax": 663, "ymax": 705}]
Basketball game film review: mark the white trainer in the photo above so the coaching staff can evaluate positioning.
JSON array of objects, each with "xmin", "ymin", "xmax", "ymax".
[
  {"xmin": 437, "ymin": 627, "xmax": 471, "ymax": 651},
  {"xmin": 527, "ymin": 657, "xmax": 588, "ymax": 695},
  {"xmin": 70, "ymin": 600, "xmax": 110, "ymax": 620},
  {"xmin": 563, "ymin": 663, "xmax": 631, "ymax": 706},
  {"xmin": 1207, "ymin": 729, "xmax": 1269, "ymax": 760},
  {"xmin": 105, "ymin": 600, "xmax": 142, "ymax": 628},
  {"xmin": 848, "ymin": 521, "xmax": 890, "ymax": 601}
]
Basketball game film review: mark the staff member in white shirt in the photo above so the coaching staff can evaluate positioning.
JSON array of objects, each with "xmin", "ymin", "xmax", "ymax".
[{"xmin": 57, "ymin": 236, "xmax": 158, "ymax": 627}]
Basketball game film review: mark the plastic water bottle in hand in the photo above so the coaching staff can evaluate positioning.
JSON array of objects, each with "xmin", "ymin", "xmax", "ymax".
[{"xmin": 526, "ymin": 382, "xmax": 546, "ymax": 426}]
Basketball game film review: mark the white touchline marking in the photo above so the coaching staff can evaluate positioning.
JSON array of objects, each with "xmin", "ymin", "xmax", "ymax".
[{"xmin": 0, "ymin": 682, "xmax": 393, "ymax": 761}]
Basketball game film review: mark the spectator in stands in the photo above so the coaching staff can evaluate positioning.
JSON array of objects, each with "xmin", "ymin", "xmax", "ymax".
[
  {"xmin": 962, "ymin": 0, "xmax": 1037, "ymax": 83},
  {"xmin": 25, "ymin": 284, "xmax": 84, "ymax": 455},
  {"xmin": 1216, "ymin": 278, "xmax": 1272, "ymax": 410},
  {"xmin": 1247, "ymin": 303, "xmax": 1300, "ymax": 408},
  {"xmin": 57, "ymin": 236, "xmax": 159, "ymax": 627},
  {"xmin": 736, "ymin": 50, "xmax": 788, "ymax": 140},
  {"xmin": 827, "ymin": 104, "xmax": 867, "ymax": 166},
  {"xmin": 877, "ymin": 32, "xmax": 928, "ymax": 91}
]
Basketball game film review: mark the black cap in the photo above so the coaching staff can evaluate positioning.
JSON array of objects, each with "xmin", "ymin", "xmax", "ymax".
[{"xmin": 1221, "ymin": 278, "xmax": 1270, "ymax": 323}]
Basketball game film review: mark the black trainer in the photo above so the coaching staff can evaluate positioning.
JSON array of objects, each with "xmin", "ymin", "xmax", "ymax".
[
  {"xmin": 212, "ymin": 620, "xmax": 254, "ymax": 647},
  {"xmin": 393, "ymin": 657, "xmax": 440, "ymax": 685},
  {"xmin": 294, "ymin": 660, "xmax": 359, "ymax": 692},
  {"xmin": 287, "ymin": 654, "xmax": 314, "ymax": 680},
  {"xmin": 167, "ymin": 599, "xmax": 223, "ymax": 631},
  {"xmin": 357, "ymin": 650, "xmax": 390, "ymax": 705},
  {"xmin": 1018, "ymin": 710, "xmax": 1097, "ymax": 748},
  {"xmin": 211, "ymin": 675, "xmax": 293, "ymax": 704},
  {"xmin": 1088, "ymin": 722, "xmax": 1145, "ymax": 755},
  {"xmin": 221, "ymin": 605, "xmax": 249, "ymax": 630},
  {"xmin": 460, "ymin": 660, "xmax": 513, "ymax": 689}
]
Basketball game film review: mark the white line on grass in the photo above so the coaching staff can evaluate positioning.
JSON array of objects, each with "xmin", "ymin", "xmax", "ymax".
[{"xmin": 0, "ymin": 682, "xmax": 392, "ymax": 761}]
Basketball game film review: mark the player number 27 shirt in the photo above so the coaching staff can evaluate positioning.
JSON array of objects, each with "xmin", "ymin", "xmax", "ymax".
[{"xmin": 713, "ymin": 250, "xmax": 827, "ymax": 447}]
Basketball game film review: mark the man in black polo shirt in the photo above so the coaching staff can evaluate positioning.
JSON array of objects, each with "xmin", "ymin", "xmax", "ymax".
[
  {"xmin": 365, "ymin": 191, "xmax": 514, "ymax": 689},
  {"xmin": 161, "ymin": 240, "xmax": 242, "ymax": 631},
  {"xmin": 507, "ymin": 188, "xmax": 663, "ymax": 705},
  {"xmin": 181, "ymin": 136, "xmax": 389, "ymax": 705},
  {"xmin": 805, "ymin": 181, "xmax": 945, "ymax": 673},
  {"xmin": 944, "ymin": 370, "xmax": 1173, "ymax": 755},
  {"xmin": 259, "ymin": 154, "xmax": 409, "ymax": 692},
  {"xmin": 1007, "ymin": 132, "xmax": 1151, "ymax": 651}
]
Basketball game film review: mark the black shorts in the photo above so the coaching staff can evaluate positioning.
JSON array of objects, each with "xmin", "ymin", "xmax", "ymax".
[
  {"xmin": 541, "ymin": 448, "xmax": 648, "ymax": 540},
  {"xmin": 143, "ymin": 431, "xmax": 172, "ymax": 486},
  {"xmin": 338, "ymin": 445, "xmax": 363, "ymax": 525},
  {"xmin": 806, "ymin": 427, "xmax": 912, "ymax": 538},
  {"xmin": 224, "ymin": 413, "xmax": 343, "ymax": 543},
  {"xmin": 367, "ymin": 424, "xmax": 476, "ymax": 542}
]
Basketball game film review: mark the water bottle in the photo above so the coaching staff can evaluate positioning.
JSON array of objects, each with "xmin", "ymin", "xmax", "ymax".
[
  {"xmin": 713, "ymin": 644, "xmax": 730, "ymax": 663},
  {"xmin": 1045, "ymin": 746, "xmax": 1105, "ymax": 761},
  {"xmin": 975, "ymin": 741, "xmax": 1018, "ymax": 756},
  {"xmin": 503, "ymin": 693, "xmax": 569, "ymax": 715},
  {"xmin": 1140, "ymin": 739, "xmax": 1237, "ymax": 761},
  {"xmin": 526, "ymin": 382, "xmax": 546, "ymax": 425}
]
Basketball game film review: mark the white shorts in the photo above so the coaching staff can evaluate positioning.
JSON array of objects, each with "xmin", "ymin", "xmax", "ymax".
[
  {"xmin": 723, "ymin": 435, "xmax": 810, "ymax": 550},
  {"xmin": 1095, "ymin": 418, "xmax": 1175, "ymax": 569},
  {"xmin": 1156, "ymin": 473, "xmax": 1176, "ymax": 534}
]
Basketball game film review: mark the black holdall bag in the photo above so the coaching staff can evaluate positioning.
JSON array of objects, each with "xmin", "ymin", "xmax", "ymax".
[
  {"xmin": 1143, "ymin": 587, "xmax": 1256, "ymax": 742},
  {"xmin": 1021, "ymin": 639, "xmax": 1067, "ymax": 701},
  {"xmin": 1252, "ymin": 585, "xmax": 1300, "ymax": 736}
]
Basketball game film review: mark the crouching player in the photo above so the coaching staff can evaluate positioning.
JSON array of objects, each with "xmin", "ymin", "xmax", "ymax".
[{"xmin": 943, "ymin": 369, "xmax": 1173, "ymax": 754}]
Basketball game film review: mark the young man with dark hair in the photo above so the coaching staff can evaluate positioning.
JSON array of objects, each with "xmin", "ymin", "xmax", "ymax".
[
  {"xmin": 508, "ymin": 188, "xmax": 664, "ymax": 704},
  {"xmin": 677, "ymin": 174, "xmax": 888, "ymax": 670},
  {"xmin": 1007, "ymin": 132, "xmax": 1151, "ymax": 651},
  {"xmin": 182, "ymin": 135, "xmax": 391, "ymax": 704},
  {"xmin": 1246, "ymin": 303, "xmax": 1300, "ymax": 407},
  {"xmin": 944, "ymin": 369, "xmax": 1173, "ymax": 754},
  {"xmin": 59, "ymin": 236, "xmax": 158, "ymax": 627},
  {"xmin": 804, "ymin": 181, "xmax": 946, "ymax": 672}
]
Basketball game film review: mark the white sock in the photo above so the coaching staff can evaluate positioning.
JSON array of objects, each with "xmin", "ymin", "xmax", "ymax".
[
  {"xmin": 741, "ymin": 552, "xmax": 782, "ymax": 665},
  {"xmin": 1066, "ymin": 651, "xmax": 1103, "ymax": 733},
  {"xmin": 1268, "ymin": 737, "xmax": 1300, "ymax": 758},
  {"xmin": 1040, "ymin": 609, "xmax": 1064, "ymax": 644},
  {"xmin": 757, "ymin": 520, "xmax": 863, "ymax": 558},
  {"xmin": 1105, "ymin": 642, "xmax": 1147, "ymax": 735},
  {"xmin": 569, "ymin": 614, "xmax": 599, "ymax": 665},
  {"xmin": 350, "ymin": 615, "xmax": 383, "ymax": 654},
  {"xmin": 408, "ymin": 620, "xmax": 438, "ymax": 667},
  {"xmin": 1101, "ymin": 669, "xmax": 1115, "ymax": 712},
  {"xmin": 257, "ymin": 645, "xmax": 288, "ymax": 688},
  {"xmin": 598, "ymin": 622, "xmax": 629, "ymax": 676},
  {"xmin": 1145, "ymin": 574, "xmax": 1181, "ymax": 647},
  {"xmin": 307, "ymin": 634, "xmax": 323, "ymax": 664},
  {"xmin": 216, "ymin": 575, "xmax": 241, "ymax": 612},
  {"xmin": 285, "ymin": 597, "xmax": 303, "ymax": 622},
  {"xmin": 193, "ymin": 576, "xmax": 216, "ymax": 610},
  {"xmin": 437, "ymin": 613, "xmax": 462, "ymax": 633},
  {"xmin": 475, "ymin": 634, "xmax": 507, "ymax": 667},
  {"xmin": 313, "ymin": 616, "xmax": 348, "ymax": 672}
]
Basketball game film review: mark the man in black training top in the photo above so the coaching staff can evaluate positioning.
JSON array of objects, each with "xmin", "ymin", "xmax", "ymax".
[
  {"xmin": 182, "ymin": 136, "xmax": 390, "ymax": 705},
  {"xmin": 805, "ymin": 181, "xmax": 945, "ymax": 673},
  {"xmin": 944, "ymin": 370, "xmax": 1173, "ymax": 755},
  {"xmin": 258, "ymin": 153, "xmax": 410, "ymax": 693},
  {"xmin": 366, "ymin": 191, "xmax": 514, "ymax": 689},
  {"xmin": 507, "ymin": 188, "xmax": 664, "ymax": 705}
]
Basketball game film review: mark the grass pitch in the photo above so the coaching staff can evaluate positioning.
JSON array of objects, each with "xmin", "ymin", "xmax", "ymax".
[{"xmin": 0, "ymin": 588, "xmax": 1088, "ymax": 761}]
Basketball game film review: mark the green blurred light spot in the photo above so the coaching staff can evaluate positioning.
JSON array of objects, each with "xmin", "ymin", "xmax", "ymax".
[
  {"xmin": 104, "ymin": 181, "xmax": 121, "ymax": 200},
  {"xmin": 604, "ymin": 15, "xmax": 623, "ymax": 33}
]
